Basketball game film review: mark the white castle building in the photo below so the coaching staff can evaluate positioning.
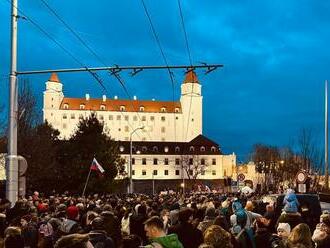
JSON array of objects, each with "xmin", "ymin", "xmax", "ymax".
[{"xmin": 43, "ymin": 71, "xmax": 236, "ymax": 192}]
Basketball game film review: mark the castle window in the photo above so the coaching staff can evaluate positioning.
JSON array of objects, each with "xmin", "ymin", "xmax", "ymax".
[
  {"xmin": 142, "ymin": 146, "xmax": 147, "ymax": 152},
  {"xmin": 164, "ymin": 146, "xmax": 169, "ymax": 153},
  {"xmin": 175, "ymin": 170, "xmax": 180, "ymax": 176},
  {"xmin": 164, "ymin": 158, "xmax": 169, "ymax": 165},
  {"xmin": 153, "ymin": 170, "xmax": 157, "ymax": 176},
  {"xmin": 119, "ymin": 146, "xmax": 124, "ymax": 152},
  {"xmin": 153, "ymin": 158, "xmax": 158, "ymax": 165},
  {"xmin": 211, "ymin": 146, "xmax": 216, "ymax": 152},
  {"xmin": 133, "ymin": 116, "xmax": 138, "ymax": 121},
  {"xmin": 132, "ymin": 158, "xmax": 135, "ymax": 165},
  {"xmin": 132, "ymin": 170, "xmax": 135, "ymax": 175},
  {"xmin": 175, "ymin": 107, "xmax": 180, "ymax": 113},
  {"xmin": 175, "ymin": 146, "xmax": 180, "ymax": 153},
  {"xmin": 125, "ymin": 115, "xmax": 129, "ymax": 121},
  {"xmin": 125, "ymin": 126, "xmax": 129, "ymax": 132},
  {"xmin": 142, "ymin": 170, "xmax": 146, "ymax": 176},
  {"xmin": 164, "ymin": 170, "xmax": 169, "ymax": 176},
  {"xmin": 62, "ymin": 114, "xmax": 67, "ymax": 119},
  {"xmin": 161, "ymin": 107, "xmax": 166, "ymax": 112},
  {"xmin": 200, "ymin": 146, "xmax": 206, "ymax": 152},
  {"xmin": 63, "ymin": 103, "xmax": 69, "ymax": 109},
  {"xmin": 153, "ymin": 146, "xmax": 158, "ymax": 152},
  {"xmin": 212, "ymin": 159, "xmax": 216, "ymax": 165},
  {"xmin": 189, "ymin": 169, "xmax": 193, "ymax": 176},
  {"xmin": 161, "ymin": 127, "xmax": 165, "ymax": 133},
  {"xmin": 109, "ymin": 115, "xmax": 113, "ymax": 120},
  {"xmin": 212, "ymin": 170, "xmax": 216, "ymax": 175},
  {"xmin": 150, "ymin": 116, "xmax": 154, "ymax": 121},
  {"xmin": 201, "ymin": 158, "xmax": 205, "ymax": 165},
  {"xmin": 80, "ymin": 104, "xmax": 85, "ymax": 110},
  {"xmin": 201, "ymin": 170, "xmax": 205, "ymax": 176},
  {"xmin": 100, "ymin": 105, "xmax": 106, "ymax": 110},
  {"xmin": 175, "ymin": 158, "xmax": 180, "ymax": 165},
  {"xmin": 70, "ymin": 114, "xmax": 75, "ymax": 119},
  {"xmin": 120, "ymin": 106, "xmax": 125, "ymax": 111},
  {"xmin": 161, "ymin": 116, "xmax": 166, "ymax": 121},
  {"xmin": 142, "ymin": 116, "xmax": 146, "ymax": 121},
  {"xmin": 117, "ymin": 115, "xmax": 121, "ymax": 120},
  {"xmin": 142, "ymin": 158, "xmax": 147, "ymax": 165},
  {"xmin": 189, "ymin": 146, "xmax": 195, "ymax": 152},
  {"xmin": 99, "ymin": 115, "xmax": 104, "ymax": 121},
  {"xmin": 139, "ymin": 106, "xmax": 145, "ymax": 112},
  {"xmin": 189, "ymin": 158, "xmax": 193, "ymax": 165}
]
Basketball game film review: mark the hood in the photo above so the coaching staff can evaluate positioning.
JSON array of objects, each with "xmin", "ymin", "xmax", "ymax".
[
  {"xmin": 286, "ymin": 193, "xmax": 296, "ymax": 202},
  {"xmin": 152, "ymin": 234, "xmax": 183, "ymax": 248}
]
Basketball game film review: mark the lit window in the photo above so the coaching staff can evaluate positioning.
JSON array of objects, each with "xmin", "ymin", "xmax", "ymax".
[
  {"xmin": 164, "ymin": 158, "xmax": 169, "ymax": 165},
  {"xmin": 139, "ymin": 106, "xmax": 145, "ymax": 112},
  {"xmin": 100, "ymin": 105, "xmax": 106, "ymax": 110},
  {"xmin": 164, "ymin": 170, "xmax": 168, "ymax": 176},
  {"xmin": 142, "ymin": 158, "xmax": 147, "ymax": 165},
  {"xmin": 70, "ymin": 114, "xmax": 75, "ymax": 119},
  {"xmin": 80, "ymin": 104, "xmax": 85, "ymax": 110},
  {"xmin": 212, "ymin": 159, "xmax": 216, "ymax": 165},
  {"xmin": 63, "ymin": 114, "xmax": 67, "ymax": 119},
  {"xmin": 161, "ymin": 127, "xmax": 165, "ymax": 133},
  {"xmin": 175, "ymin": 170, "xmax": 180, "ymax": 176},
  {"xmin": 161, "ymin": 116, "xmax": 165, "ymax": 121},
  {"xmin": 120, "ymin": 106, "xmax": 125, "ymax": 111},
  {"xmin": 212, "ymin": 170, "xmax": 216, "ymax": 175},
  {"xmin": 161, "ymin": 107, "xmax": 166, "ymax": 112},
  {"xmin": 211, "ymin": 146, "xmax": 216, "ymax": 152},
  {"xmin": 153, "ymin": 170, "xmax": 157, "ymax": 176},
  {"xmin": 142, "ymin": 170, "xmax": 146, "ymax": 176},
  {"xmin": 119, "ymin": 146, "xmax": 124, "ymax": 152},
  {"xmin": 200, "ymin": 146, "xmax": 206, "ymax": 152},
  {"xmin": 63, "ymin": 103, "xmax": 69, "ymax": 109},
  {"xmin": 164, "ymin": 146, "xmax": 169, "ymax": 153}
]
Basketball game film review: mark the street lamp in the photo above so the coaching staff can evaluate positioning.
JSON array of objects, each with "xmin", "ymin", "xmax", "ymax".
[{"xmin": 129, "ymin": 126, "xmax": 144, "ymax": 194}]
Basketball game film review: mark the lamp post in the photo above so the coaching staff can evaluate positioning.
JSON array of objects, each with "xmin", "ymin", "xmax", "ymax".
[{"xmin": 129, "ymin": 126, "xmax": 144, "ymax": 194}]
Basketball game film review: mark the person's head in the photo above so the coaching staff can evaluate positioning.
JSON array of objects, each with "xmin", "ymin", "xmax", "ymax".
[
  {"xmin": 288, "ymin": 223, "xmax": 312, "ymax": 248},
  {"xmin": 66, "ymin": 205, "xmax": 79, "ymax": 220},
  {"xmin": 121, "ymin": 234, "xmax": 143, "ymax": 248},
  {"xmin": 4, "ymin": 226, "xmax": 24, "ymax": 248},
  {"xmin": 178, "ymin": 208, "xmax": 193, "ymax": 223},
  {"xmin": 266, "ymin": 203, "xmax": 274, "ymax": 213},
  {"xmin": 91, "ymin": 216, "xmax": 105, "ymax": 231},
  {"xmin": 20, "ymin": 215, "xmax": 31, "ymax": 227},
  {"xmin": 205, "ymin": 207, "xmax": 216, "ymax": 220},
  {"xmin": 277, "ymin": 223, "xmax": 291, "ymax": 239},
  {"xmin": 203, "ymin": 225, "xmax": 233, "ymax": 248},
  {"xmin": 144, "ymin": 216, "xmax": 165, "ymax": 239},
  {"xmin": 245, "ymin": 201, "xmax": 254, "ymax": 211},
  {"xmin": 54, "ymin": 233, "xmax": 93, "ymax": 248}
]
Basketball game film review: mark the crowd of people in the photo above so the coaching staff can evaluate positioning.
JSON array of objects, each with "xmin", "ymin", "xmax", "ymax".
[{"xmin": 0, "ymin": 189, "xmax": 328, "ymax": 248}]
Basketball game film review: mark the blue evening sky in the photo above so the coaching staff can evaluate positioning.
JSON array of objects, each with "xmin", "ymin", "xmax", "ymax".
[{"xmin": 1, "ymin": 0, "xmax": 329, "ymax": 161}]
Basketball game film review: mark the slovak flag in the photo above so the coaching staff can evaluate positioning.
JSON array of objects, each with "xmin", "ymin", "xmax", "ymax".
[{"xmin": 90, "ymin": 158, "xmax": 105, "ymax": 173}]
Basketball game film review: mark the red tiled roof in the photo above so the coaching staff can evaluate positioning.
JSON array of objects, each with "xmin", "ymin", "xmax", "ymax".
[
  {"xmin": 48, "ymin": 73, "xmax": 60, "ymax": 83},
  {"xmin": 60, "ymin": 98, "xmax": 182, "ymax": 113},
  {"xmin": 183, "ymin": 70, "xmax": 199, "ymax": 84}
]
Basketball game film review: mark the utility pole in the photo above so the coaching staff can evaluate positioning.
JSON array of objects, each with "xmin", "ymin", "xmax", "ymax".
[
  {"xmin": 6, "ymin": 0, "xmax": 19, "ymax": 205},
  {"xmin": 325, "ymin": 80, "xmax": 329, "ymax": 190}
]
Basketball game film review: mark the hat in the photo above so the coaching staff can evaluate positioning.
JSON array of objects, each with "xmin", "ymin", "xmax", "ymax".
[
  {"xmin": 277, "ymin": 223, "xmax": 291, "ymax": 236},
  {"xmin": 66, "ymin": 206, "xmax": 79, "ymax": 220}
]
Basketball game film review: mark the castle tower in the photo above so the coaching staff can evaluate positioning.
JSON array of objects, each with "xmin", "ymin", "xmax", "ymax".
[
  {"xmin": 180, "ymin": 70, "xmax": 203, "ymax": 141},
  {"xmin": 43, "ymin": 73, "xmax": 64, "ymax": 122}
]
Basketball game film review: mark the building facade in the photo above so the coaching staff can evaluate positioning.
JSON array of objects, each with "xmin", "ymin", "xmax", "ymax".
[{"xmin": 43, "ymin": 71, "xmax": 236, "ymax": 191}]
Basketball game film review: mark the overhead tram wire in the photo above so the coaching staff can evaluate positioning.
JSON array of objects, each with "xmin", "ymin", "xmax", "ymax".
[
  {"xmin": 39, "ymin": 0, "xmax": 153, "ymax": 141},
  {"xmin": 140, "ymin": 0, "xmax": 178, "ymax": 143},
  {"xmin": 6, "ymin": 0, "xmax": 142, "ymax": 139},
  {"xmin": 177, "ymin": 0, "xmax": 195, "ymax": 142}
]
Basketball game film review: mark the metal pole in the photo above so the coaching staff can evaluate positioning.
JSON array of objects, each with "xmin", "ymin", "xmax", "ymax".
[
  {"xmin": 325, "ymin": 80, "xmax": 329, "ymax": 190},
  {"xmin": 129, "ymin": 126, "xmax": 144, "ymax": 194},
  {"xmin": 152, "ymin": 172, "xmax": 155, "ymax": 195},
  {"xmin": 6, "ymin": 0, "xmax": 19, "ymax": 206},
  {"xmin": 82, "ymin": 167, "xmax": 92, "ymax": 197}
]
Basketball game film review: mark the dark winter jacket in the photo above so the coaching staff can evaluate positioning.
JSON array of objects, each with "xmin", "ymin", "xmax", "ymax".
[
  {"xmin": 21, "ymin": 223, "xmax": 38, "ymax": 248},
  {"xmin": 168, "ymin": 222, "xmax": 203, "ymax": 248},
  {"xmin": 130, "ymin": 214, "xmax": 148, "ymax": 244},
  {"xmin": 254, "ymin": 228, "xmax": 272, "ymax": 248},
  {"xmin": 149, "ymin": 233, "xmax": 184, "ymax": 248},
  {"xmin": 276, "ymin": 212, "xmax": 303, "ymax": 230}
]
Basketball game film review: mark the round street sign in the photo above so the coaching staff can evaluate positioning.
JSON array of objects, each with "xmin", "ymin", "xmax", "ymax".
[
  {"xmin": 296, "ymin": 170, "xmax": 307, "ymax": 184},
  {"xmin": 237, "ymin": 173, "xmax": 245, "ymax": 182}
]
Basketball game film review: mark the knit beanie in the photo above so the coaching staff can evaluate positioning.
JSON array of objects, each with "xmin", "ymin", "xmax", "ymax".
[{"xmin": 66, "ymin": 206, "xmax": 79, "ymax": 220}]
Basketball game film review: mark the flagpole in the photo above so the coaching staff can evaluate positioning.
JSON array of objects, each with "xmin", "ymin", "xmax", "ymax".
[{"xmin": 82, "ymin": 167, "xmax": 92, "ymax": 197}]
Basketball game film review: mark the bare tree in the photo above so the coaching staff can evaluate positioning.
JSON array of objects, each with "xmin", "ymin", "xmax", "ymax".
[
  {"xmin": 298, "ymin": 128, "xmax": 315, "ymax": 172},
  {"xmin": 181, "ymin": 154, "xmax": 209, "ymax": 183}
]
